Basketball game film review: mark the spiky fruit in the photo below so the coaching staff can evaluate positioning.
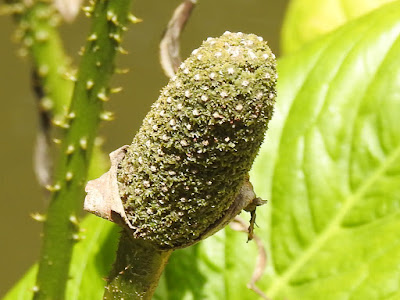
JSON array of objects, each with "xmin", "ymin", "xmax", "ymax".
[{"xmin": 117, "ymin": 31, "xmax": 277, "ymax": 248}]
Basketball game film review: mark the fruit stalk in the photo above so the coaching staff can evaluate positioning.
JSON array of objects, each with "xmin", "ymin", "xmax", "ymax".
[{"xmin": 104, "ymin": 231, "xmax": 172, "ymax": 300}]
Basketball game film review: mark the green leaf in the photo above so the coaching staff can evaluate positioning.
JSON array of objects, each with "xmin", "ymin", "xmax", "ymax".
[
  {"xmin": 154, "ymin": 224, "xmax": 261, "ymax": 300},
  {"xmin": 281, "ymin": 0, "xmax": 397, "ymax": 54},
  {"xmin": 156, "ymin": 1, "xmax": 400, "ymax": 299},
  {"xmin": 3, "ymin": 215, "xmax": 119, "ymax": 300},
  {"xmin": 2, "ymin": 266, "xmax": 37, "ymax": 300},
  {"xmin": 261, "ymin": 1, "xmax": 400, "ymax": 299},
  {"xmin": 65, "ymin": 215, "xmax": 119, "ymax": 300}
]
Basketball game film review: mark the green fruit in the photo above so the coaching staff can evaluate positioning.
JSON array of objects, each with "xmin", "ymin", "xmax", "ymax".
[{"xmin": 117, "ymin": 31, "xmax": 277, "ymax": 248}]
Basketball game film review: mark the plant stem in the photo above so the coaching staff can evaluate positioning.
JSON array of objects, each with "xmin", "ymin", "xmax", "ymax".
[
  {"xmin": 9, "ymin": 1, "xmax": 74, "ymax": 187},
  {"xmin": 104, "ymin": 231, "xmax": 172, "ymax": 300},
  {"xmin": 8, "ymin": 0, "xmax": 73, "ymax": 121},
  {"xmin": 33, "ymin": 0, "xmax": 134, "ymax": 299}
]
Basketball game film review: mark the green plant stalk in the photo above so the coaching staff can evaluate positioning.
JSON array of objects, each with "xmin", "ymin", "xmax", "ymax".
[
  {"xmin": 33, "ymin": 0, "xmax": 134, "ymax": 299},
  {"xmin": 9, "ymin": 0, "xmax": 110, "ymax": 183},
  {"xmin": 104, "ymin": 231, "xmax": 172, "ymax": 300},
  {"xmin": 9, "ymin": 0, "xmax": 73, "ymax": 120}
]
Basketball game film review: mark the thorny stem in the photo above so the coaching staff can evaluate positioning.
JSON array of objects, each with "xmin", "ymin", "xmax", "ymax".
[
  {"xmin": 4, "ymin": 1, "xmax": 112, "ymax": 185},
  {"xmin": 23, "ymin": 2, "xmax": 74, "ymax": 186},
  {"xmin": 104, "ymin": 231, "xmax": 172, "ymax": 300},
  {"xmin": 3, "ymin": 0, "xmax": 75, "ymax": 186},
  {"xmin": 6, "ymin": 0, "xmax": 74, "ymax": 121},
  {"xmin": 33, "ymin": 0, "xmax": 134, "ymax": 299}
]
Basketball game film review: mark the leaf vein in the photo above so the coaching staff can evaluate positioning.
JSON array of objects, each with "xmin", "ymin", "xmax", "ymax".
[{"xmin": 267, "ymin": 142, "xmax": 400, "ymax": 298}]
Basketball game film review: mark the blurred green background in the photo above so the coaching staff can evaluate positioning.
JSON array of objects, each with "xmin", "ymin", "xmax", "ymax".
[{"xmin": 0, "ymin": 0, "xmax": 289, "ymax": 296}]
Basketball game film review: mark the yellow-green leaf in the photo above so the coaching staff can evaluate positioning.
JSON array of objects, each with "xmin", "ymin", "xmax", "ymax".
[{"xmin": 281, "ymin": 0, "xmax": 396, "ymax": 54}]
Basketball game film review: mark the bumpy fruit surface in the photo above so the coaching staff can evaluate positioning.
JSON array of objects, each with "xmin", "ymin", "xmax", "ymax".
[{"xmin": 117, "ymin": 32, "xmax": 277, "ymax": 248}]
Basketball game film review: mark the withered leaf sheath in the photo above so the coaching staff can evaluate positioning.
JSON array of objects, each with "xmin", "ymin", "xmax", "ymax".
[{"xmin": 117, "ymin": 32, "xmax": 277, "ymax": 248}]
